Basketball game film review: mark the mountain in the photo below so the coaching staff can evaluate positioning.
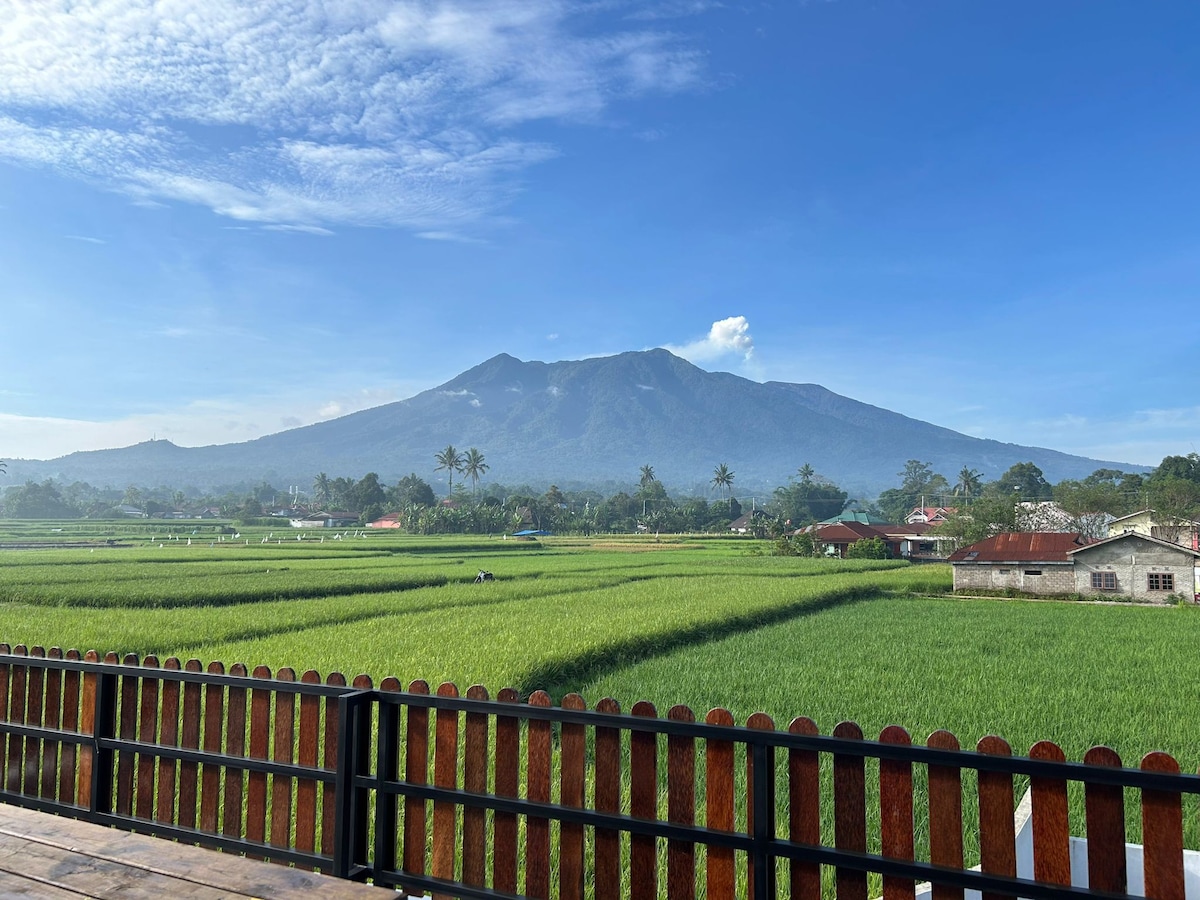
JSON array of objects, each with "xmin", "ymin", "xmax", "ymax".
[{"xmin": 4, "ymin": 349, "xmax": 1145, "ymax": 495}]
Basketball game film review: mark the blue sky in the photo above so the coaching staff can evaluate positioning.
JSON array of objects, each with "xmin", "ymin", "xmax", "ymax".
[{"xmin": 1, "ymin": 0, "xmax": 1197, "ymax": 471}]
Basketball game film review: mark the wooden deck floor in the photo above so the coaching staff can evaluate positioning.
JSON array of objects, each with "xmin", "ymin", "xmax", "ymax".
[{"xmin": 0, "ymin": 804, "xmax": 397, "ymax": 898}]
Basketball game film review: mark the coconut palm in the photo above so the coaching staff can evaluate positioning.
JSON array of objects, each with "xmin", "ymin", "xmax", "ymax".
[
  {"xmin": 463, "ymin": 448, "xmax": 489, "ymax": 495},
  {"xmin": 954, "ymin": 467, "xmax": 983, "ymax": 500},
  {"xmin": 434, "ymin": 445, "xmax": 465, "ymax": 497},
  {"xmin": 711, "ymin": 463, "xmax": 735, "ymax": 510},
  {"xmin": 639, "ymin": 465, "xmax": 657, "ymax": 489},
  {"xmin": 797, "ymin": 463, "xmax": 815, "ymax": 484},
  {"xmin": 312, "ymin": 472, "xmax": 332, "ymax": 509}
]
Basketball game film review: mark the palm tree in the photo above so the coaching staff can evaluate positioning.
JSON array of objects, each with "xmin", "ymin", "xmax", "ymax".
[
  {"xmin": 639, "ymin": 465, "xmax": 657, "ymax": 489},
  {"xmin": 797, "ymin": 463, "xmax": 815, "ymax": 485},
  {"xmin": 954, "ymin": 467, "xmax": 983, "ymax": 501},
  {"xmin": 463, "ymin": 448, "xmax": 489, "ymax": 495},
  {"xmin": 434, "ymin": 445, "xmax": 465, "ymax": 497},
  {"xmin": 711, "ymin": 463, "xmax": 735, "ymax": 510},
  {"xmin": 312, "ymin": 472, "xmax": 332, "ymax": 509}
]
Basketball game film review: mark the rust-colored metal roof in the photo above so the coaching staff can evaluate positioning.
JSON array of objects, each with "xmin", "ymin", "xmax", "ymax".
[
  {"xmin": 816, "ymin": 522, "xmax": 889, "ymax": 542},
  {"xmin": 947, "ymin": 532, "xmax": 1091, "ymax": 563}
]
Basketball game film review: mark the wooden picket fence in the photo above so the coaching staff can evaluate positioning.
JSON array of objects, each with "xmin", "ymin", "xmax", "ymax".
[{"xmin": 0, "ymin": 644, "xmax": 1198, "ymax": 900}]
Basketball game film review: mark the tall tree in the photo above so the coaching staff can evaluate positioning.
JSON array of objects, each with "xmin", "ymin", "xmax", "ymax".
[
  {"xmin": 312, "ymin": 472, "xmax": 332, "ymax": 509},
  {"xmin": 711, "ymin": 463, "xmax": 735, "ymax": 510},
  {"xmin": 434, "ymin": 445, "xmax": 465, "ymax": 497},
  {"xmin": 797, "ymin": 463, "xmax": 815, "ymax": 485},
  {"xmin": 639, "ymin": 465, "xmax": 657, "ymax": 489},
  {"xmin": 953, "ymin": 467, "xmax": 983, "ymax": 500},
  {"xmin": 463, "ymin": 448, "xmax": 489, "ymax": 495},
  {"xmin": 992, "ymin": 462, "xmax": 1053, "ymax": 500}
]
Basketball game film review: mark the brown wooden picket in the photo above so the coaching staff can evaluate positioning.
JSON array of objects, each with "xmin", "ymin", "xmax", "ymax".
[
  {"xmin": 402, "ymin": 678, "xmax": 429, "ymax": 880},
  {"xmin": 705, "ymin": 707, "xmax": 736, "ymax": 900},
  {"xmin": 833, "ymin": 720, "xmax": 868, "ymax": 900},
  {"xmin": 593, "ymin": 696, "xmax": 622, "ymax": 897},
  {"xmin": 1142, "ymin": 751, "xmax": 1185, "ymax": 900},
  {"xmin": 492, "ymin": 686, "xmax": 520, "ymax": 895},
  {"xmin": 976, "ymin": 735, "xmax": 1017, "ymax": 900},
  {"xmin": 1030, "ymin": 740, "xmax": 1071, "ymax": 887},
  {"xmin": 1083, "ymin": 745, "xmax": 1127, "ymax": 893},
  {"xmin": 667, "ymin": 704, "xmax": 696, "ymax": 900},
  {"xmin": 462, "ymin": 684, "xmax": 490, "ymax": 889},
  {"xmin": 223, "ymin": 662, "xmax": 248, "ymax": 841},
  {"xmin": 525, "ymin": 690, "xmax": 553, "ymax": 900},
  {"xmin": 201, "ymin": 661, "xmax": 224, "ymax": 834},
  {"xmin": 630, "ymin": 700, "xmax": 659, "ymax": 900},
  {"xmin": 559, "ymin": 693, "xmax": 587, "ymax": 900},
  {"xmin": 928, "ymin": 729, "xmax": 965, "ymax": 900},
  {"xmin": 270, "ymin": 667, "xmax": 296, "ymax": 855},
  {"xmin": 3, "ymin": 651, "xmax": 1200, "ymax": 900},
  {"xmin": 788, "ymin": 716, "xmax": 821, "ymax": 900},
  {"xmin": 432, "ymin": 681, "xmax": 459, "ymax": 896},
  {"xmin": 879, "ymin": 725, "xmax": 915, "ymax": 900}
]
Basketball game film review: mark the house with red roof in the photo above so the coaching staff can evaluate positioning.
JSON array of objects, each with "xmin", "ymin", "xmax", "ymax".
[{"xmin": 948, "ymin": 532, "xmax": 1092, "ymax": 594}]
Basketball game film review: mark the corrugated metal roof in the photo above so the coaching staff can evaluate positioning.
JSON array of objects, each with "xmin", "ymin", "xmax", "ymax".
[{"xmin": 947, "ymin": 532, "xmax": 1091, "ymax": 563}]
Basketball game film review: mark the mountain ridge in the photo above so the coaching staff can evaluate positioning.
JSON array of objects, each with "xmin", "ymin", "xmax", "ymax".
[{"xmin": 2, "ymin": 350, "xmax": 1145, "ymax": 495}]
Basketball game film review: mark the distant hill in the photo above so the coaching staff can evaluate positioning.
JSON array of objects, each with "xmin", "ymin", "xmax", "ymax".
[{"xmin": 3, "ymin": 349, "xmax": 1146, "ymax": 495}]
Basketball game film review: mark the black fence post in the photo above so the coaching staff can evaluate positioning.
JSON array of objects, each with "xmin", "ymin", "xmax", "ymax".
[
  {"xmin": 90, "ymin": 668, "xmax": 119, "ymax": 816},
  {"xmin": 332, "ymin": 691, "xmax": 374, "ymax": 881},
  {"xmin": 751, "ymin": 740, "xmax": 777, "ymax": 900},
  {"xmin": 373, "ymin": 699, "xmax": 400, "ymax": 885}
]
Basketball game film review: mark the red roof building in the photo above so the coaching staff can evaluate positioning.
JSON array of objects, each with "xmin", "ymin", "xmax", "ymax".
[{"xmin": 949, "ymin": 532, "xmax": 1093, "ymax": 594}]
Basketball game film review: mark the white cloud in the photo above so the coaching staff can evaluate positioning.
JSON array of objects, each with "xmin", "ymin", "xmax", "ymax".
[
  {"xmin": 65, "ymin": 234, "xmax": 106, "ymax": 244},
  {"xmin": 0, "ymin": 1, "xmax": 707, "ymax": 232},
  {"xmin": 663, "ymin": 315, "xmax": 755, "ymax": 363}
]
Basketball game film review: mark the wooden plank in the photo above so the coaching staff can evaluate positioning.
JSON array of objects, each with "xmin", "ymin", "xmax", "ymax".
[
  {"xmin": 834, "ymin": 720, "xmax": 868, "ymax": 900},
  {"xmin": 630, "ymin": 700, "xmax": 659, "ymax": 900},
  {"xmin": 559, "ymin": 693, "xmax": 587, "ymax": 900},
  {"xmin": 76, "ymin": 649, "xmax": 100, "ymax": 808},
  {"xmin": 928, "ymin": 730, "xmax": 964, "ymax": 900},
  {"xmin": 880, "ymin": 725, "xmax": 915, "ymax": 900},
  {"xmin": 1029, "ymin": 740, "xmax": 1071, "ymax": 886},
  {"xmin": 8, "ymin": 645, "xmax": 28, "ymax": 794},
  {"xmin": 246, "ymin": 664, "xmax": 273, "ymax": 852},
  {"xmin": 198, "ymin": 661, "xmax": 225, "ymax": 835},
  {"xmin": 492, "ymin": 687, "xmax": 520, "ymax": 895},
  {"xmin": 1141, "ymin": 751, "xmax": 1185, "ymax": 900},
  {"xmin": 594, "ymin": 697, "xmax": 622, "ymax": 898},
  {"xmin": 1083, "ymin": 746, "xmax": 1127, "ymax": 894},
  {"xmin": 705, "ymin": 707, "xmax": 736, "ymax": 900},
  {"xmin": 789, "ymin": 716, "xmax": 821, "ymax": 900},
  {"xmin": 270, "ymin": 668, "xmax": 297, "ymax": 856},
  {"xmin": 135, "ymin": 656, "xmax": 160, "ymax": 821},
  {"xmin": 155, "ymin": 658, "xmax": 181, "ymax": 825},
  {"xmin": 525, "ymin": 690, "xmax": 553, "ymax": 900},
  {"xmin": 667, "ymin": 704, "xmax": 696, "ymax": 900},
  {"xmin": 402, "ymin": 679, "xmax": 430, "ymax": 879},
  {"xmin": 431, "ymin": 682, "xmax": 460, "ymax": 897},
  {"xmin": 58, "ymin": 649, "xmax": 82, "ymax": 807},
  {"xmin": 0, "ymin": 803, "xmax": 395, "ymax": 898},
  {"xmin": 975, "ymin": 735, "xmax": 1017, "ymax": 900},
  {"xmin": 114, "ymin": 652, "xmax": 139, "ymax": 816},
  {"xmin": 223, "ymin": 663, "xmax": 248, "ymax": 843},
  {"xmin": 461, "ymin": 685, "xmax": 489, "ymax": 889},
  {"xmin": 321, "ymin": 671, "xmax": 346, "ymax": 858},
  {"xmin": 41, "ymin": 648, "xmax": 63, "ymax": 802},
  {"xmin": 178, "ymin": 659, "xmax": 203, "ymax": 830},
  {"xmin": 294, "ymin": 669, "xmax": 322, "ymax": 856}
]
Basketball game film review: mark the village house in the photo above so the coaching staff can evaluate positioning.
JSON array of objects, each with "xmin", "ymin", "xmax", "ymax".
[
  {"xmin": 1106, "ymin": 509, "xmax": 1200, "ymax": 550},
  {"xmin": 948, "ymin": 532, "xmax": 1091, "ymax": 595},
  {"xmin": 905, "ymin": 506, "xmax": 955, "ymax": 525},
  {"xmin": 290, "ymin": 510, "xmax": 359, "ymax": 528},
  {"xmin": 950, "ymin": 530, "xmax": 1200, "ymax": 600}
]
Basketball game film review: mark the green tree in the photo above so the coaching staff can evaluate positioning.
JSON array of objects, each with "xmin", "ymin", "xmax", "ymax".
[
  {"xmin": 312, "ymin": 472, "xmax": 332, "ymax": 508},
  {"xmin": 992, "ymin": 462, "xmax": 1053, "ymax": 500},
  {"xmin": 434, "ymin": 445, "xmax": 465, "ymax": 497},
  {"xmin": 773, "ymin": 474, "xmax": 848, "ymax": 525},
  {"xmin": 392, "ymin": 474, "xmax": 436, "ymax": 508},
  {"xmin": 953, "ymin": 467, "xmax": 983, "ymax": 501},
  {"xmin": 847, "ymin": 536, "xmax": 890, "ymax": 559},
  {"xmin": 352, "ymin": 472, "xmax": 386, "ymax": 512},
  {"xmin": 462, "ymin": 448, "xmax": 489, "ymax": 495},
  {"xmin": 711, "ymin": 463, "xmax": 735, "ymax": 510},
  {"xmin": 639, "ymin": 465, "xmax": 657, "ymax": 489},
  {"xmin": 3, "ymin": 480, "xmax": 76, "ymax": 518},
  {"xmin": 1147, "ymin": 477, "xmax": 1200, "ymax": 543},
  {"xmin": 1151, "ymin": 453, "xmax": 1200, "ymax": 484}
]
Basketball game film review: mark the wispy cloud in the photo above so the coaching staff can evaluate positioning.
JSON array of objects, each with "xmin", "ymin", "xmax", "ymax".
[
  {"xmin": 65, "ymin": 234, "xmax": 106, "ymax": 244},
  {"xmin": 0, "ymin": 1, "xmax": 708, "ymax": 233},
  {"xmin": 663, "ymin": 315, "xmax": 755, "ymax": 363}
]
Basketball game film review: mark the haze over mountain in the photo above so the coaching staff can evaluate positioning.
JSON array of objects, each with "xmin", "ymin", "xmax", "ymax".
[{"xmin": 4, "ymin": 350, "xmax": 1144, "ymax": 497}]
